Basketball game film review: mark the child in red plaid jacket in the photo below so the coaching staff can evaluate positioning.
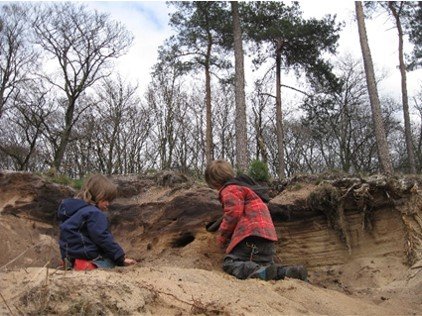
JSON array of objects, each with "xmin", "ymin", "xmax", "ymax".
[{"xmin": 205, "ymin": 160, "xmax": 307, "ymax": 281}]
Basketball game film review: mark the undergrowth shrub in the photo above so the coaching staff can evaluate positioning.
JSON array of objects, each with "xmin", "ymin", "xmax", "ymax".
[
  {"xmin": 45, "ymin": 174, "xmax": 84, "ymax": 190},
  {"xmin": 248, "ymin": 159, "xmax": 270, "ymax": 182}
]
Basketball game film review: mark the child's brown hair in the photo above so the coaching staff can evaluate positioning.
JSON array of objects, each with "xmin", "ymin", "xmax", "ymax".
[
  {"xmin": 76, "ymin": 174, "xmax": 117, "ymax": 204},
  {"xmin": 205, "ymin": 160, "xmax": 235, "ymax": 189}
]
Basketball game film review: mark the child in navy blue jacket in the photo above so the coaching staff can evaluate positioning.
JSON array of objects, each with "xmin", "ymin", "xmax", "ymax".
[{"xmin": 58, "ymin": 174, "xmax": 136, "ymax": 270}]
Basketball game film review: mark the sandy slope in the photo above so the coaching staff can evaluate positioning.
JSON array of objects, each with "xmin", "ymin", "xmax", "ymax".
[
  {"xmin": 1, "ymin": 264, "xmax": 420, "ymax": 316},
  {"xmin": 1, "ymin": 218, "xmax": 420, "ymax": 316}
]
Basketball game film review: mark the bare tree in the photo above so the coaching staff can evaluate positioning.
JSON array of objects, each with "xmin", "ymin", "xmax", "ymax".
[
  {"xmin": 93, "ymin": 76, "xmax": 140, "ymax": 175},
  {"xmin": 0, "ymin": 3, "xmax": 39, "ymax": 118},
  {"xmin": 147, "ymin": 61, "xmax": 187, "ymax": 170},
  {"xmin": 64, "ymin": 92, "xmax": 150, "ymax": 176},
  {"xmin": 0, "ymin": 81, "xmax": 52, "ymax": 170},
  {"xmin": 32, "ymin": 2, "xmax": 133, "ymax": 171},
  {"xmin": 250, "ymin": 79, "xmax": 273, "ymax": 163},
  {"xmin": 284, "ymin": 119, "xmax": 323, "ymax": 175},
  {"xmin": 185, "ymin": 90, "xmax": 207, "ymax": 173},
  {"xmin": 412, "ymin": 91, "xmax": 422, "ymax": 171},
  {"xmin": 64, "ymin": 113, "xmax": 97, "ymax": 177},
  {"xmin": 213, "ymin": 83, "xmax": 236, "ymax": 164},
  {"xmin": 355, "ymin": 1, "xmax": 393, "ymax": 175},
  {"xmin": 387, "ymin": 1, "xmax": 416, "ymax": 173}
]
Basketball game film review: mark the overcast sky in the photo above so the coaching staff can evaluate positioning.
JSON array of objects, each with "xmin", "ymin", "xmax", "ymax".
[{"xmin": 85, "ymin": 1, "xmax": 422, "ymax": 106}]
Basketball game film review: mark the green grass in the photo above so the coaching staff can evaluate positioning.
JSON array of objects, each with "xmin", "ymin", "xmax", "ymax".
[{"xmin": 44, "ymin": 173, "xmax": 84, "ymax": 190}]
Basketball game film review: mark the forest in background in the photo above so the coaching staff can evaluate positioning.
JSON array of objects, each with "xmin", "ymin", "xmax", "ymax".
[{"xmin": 0, "ymin": 1, "xmax": 421, "ymax": 180}]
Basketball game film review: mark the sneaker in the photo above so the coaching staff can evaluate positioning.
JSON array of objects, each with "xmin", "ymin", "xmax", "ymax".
[
  {"xmin": 251, "ymin": 264, "xmax": 278, "ymax": 281},
  {"xmin": 277, "ymin": 265, "xmax": 308, "ymax": 281}
]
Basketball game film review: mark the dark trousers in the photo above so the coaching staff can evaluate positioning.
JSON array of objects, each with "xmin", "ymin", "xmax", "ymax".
[{"xmin": 222, "ymin": 236, "xmax": 275, "ymax": 280}]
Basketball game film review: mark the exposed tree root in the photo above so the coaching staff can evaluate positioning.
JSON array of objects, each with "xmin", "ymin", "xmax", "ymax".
[{"xmin": 307, "ymin": 175, "xmax": 422, "ymax": 261}]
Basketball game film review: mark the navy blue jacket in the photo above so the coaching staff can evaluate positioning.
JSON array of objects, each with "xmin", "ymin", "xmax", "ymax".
[{"xmin": 58, "ymin": 198, "xmax": 125, "ymax": 265}]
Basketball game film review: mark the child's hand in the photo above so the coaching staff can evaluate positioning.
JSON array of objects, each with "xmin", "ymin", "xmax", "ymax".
[{"xmin": 124, "ymin": 258, "xmax": 137, "ymax": 266}]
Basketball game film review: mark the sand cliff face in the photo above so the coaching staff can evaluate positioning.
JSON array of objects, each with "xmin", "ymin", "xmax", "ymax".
[
  {"xmin": 0, "ymin": 171, "xmax": 421, "ymax": 315},
  {"xmin": 272, "ymin": 181, "xmax": 408, "ymax": 266}
]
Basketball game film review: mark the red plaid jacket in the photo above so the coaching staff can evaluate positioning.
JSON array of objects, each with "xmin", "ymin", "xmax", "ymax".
[{"xmin": 217, "ymin": 184, "xmax": 278, "ymax": 254}]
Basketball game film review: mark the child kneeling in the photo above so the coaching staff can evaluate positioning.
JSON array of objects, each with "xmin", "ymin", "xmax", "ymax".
[
  {"xmin": 205, "ymin": 160, "xmax": 307, "ymax": 281},
  {"xmin": 58, "ymin": 174, "xmax": 136, "ymax": 270}
]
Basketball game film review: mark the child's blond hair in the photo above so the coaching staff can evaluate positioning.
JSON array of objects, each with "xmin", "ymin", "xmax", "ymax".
[
  {"xmin": 76, "ymin": 174, "xmax": 117, "ymax": 204},
  {"xmin": 205, "ymin": 160, "xmax": 235, "ymax": 189}
]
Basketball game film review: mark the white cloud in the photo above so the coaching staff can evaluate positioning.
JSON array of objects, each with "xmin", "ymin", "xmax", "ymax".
[
  {"xmin": 301, "ymin": 1, "xmax": 422, "ymax": 97},
  {"xmin": 85, "ymin": 1, "xmax": 421, "ymax": 101},
  {"xmin": 85, "ymin": 1, "xmax": 174, "ymax": 93}
]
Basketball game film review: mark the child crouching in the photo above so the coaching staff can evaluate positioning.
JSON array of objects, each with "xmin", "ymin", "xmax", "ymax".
[
  {"xmin": 58, "ymin": 174, "xmax": 136, "ymax": 270},
  {"xmin": 205, "ymin": 160, "xmax": 307, "ymax": 281}
]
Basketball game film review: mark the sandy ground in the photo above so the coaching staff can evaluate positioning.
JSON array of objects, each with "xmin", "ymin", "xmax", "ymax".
[{"xmin": 1, "ymin": 264, "xmax": 420, "ymax": 315}]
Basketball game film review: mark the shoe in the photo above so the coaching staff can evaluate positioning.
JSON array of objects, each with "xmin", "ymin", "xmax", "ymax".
[
  {"xmin": 277, "ymin": 265, "xmax": 308, "ymax": 281},
  {"xmin": 251, "ymin": 264, "xmax": 278, "ymax": 281}
]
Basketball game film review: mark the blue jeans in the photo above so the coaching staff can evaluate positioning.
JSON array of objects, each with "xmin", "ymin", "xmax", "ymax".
[
  {"xmin": 92, "ymin": 256, "xmax": 116, "ymax": 269},
  {"xmin": 222, "ymin": 236, "xmax": 275, "ymax": 280}
]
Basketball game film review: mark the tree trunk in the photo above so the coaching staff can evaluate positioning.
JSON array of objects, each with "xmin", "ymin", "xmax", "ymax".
[
  {"xmin": 53, "ymin": 97, "xmax": 76, "ymax": 171},
  {"xmin": 355, "ymin": 2, "xmax": 393, "ymax": 175},
  {"xmin": 0, "ymin": 89, "xmax": 5, "ymax": 119},
  {"xmin": 106, "ymin": 125, "xmax": 118, "ymax": 175},
  {"xmin": 205, "ymin": 43, "xmax": 213, "ymax": 165},
  {"xmin": 253, "ymin": 107, "xmax": 268, "ymax": 163},
  {"xmin": 231, "ymin": 1, "xmax": 249, "ymax": 173},
  {"xmin": 389, "ymin": 2, "xmax": 416, "ymax": 174},
  {"xmin": 275, "ymin": 38, "xmax": 286, "ymax": 179}
]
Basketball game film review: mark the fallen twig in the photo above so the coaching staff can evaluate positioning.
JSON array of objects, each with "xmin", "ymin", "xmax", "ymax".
[
  {"xmin": 45, "ymin": 264, "xmax": 50, "ymax": 286},
  {"xmin": 29, "ymin": 261, "xmax": 52, "ymax": 284},
  {"xmin": 13, "ymin": 304, "xmax": 24, "ymax": 316},
  {"xmin": 0, "ymin": 241, "xmax": 44, "ymax": 271},
  {"xmin": 144, "ymin": 283, "xmax": 195, "ymax": 307},
  {"xmin": 0, "ymin": 291, "xmax": 14, "ymax": 316}
]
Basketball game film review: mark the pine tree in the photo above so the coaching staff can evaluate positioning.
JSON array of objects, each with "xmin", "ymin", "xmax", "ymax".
[
  {"xmin": 164, "ymin": 2, "xmax": 232, "ymax": 165},
  {"xmin": 241, "ymin": 2, "xmax": 341, "ymax": 179},
  {"xmin": 231, "ymin": 1, "xmax": 248, "ymax": 173},
  {"xmin": 355, "ymin": 1, "xmax": 393, "ymax": 175}
]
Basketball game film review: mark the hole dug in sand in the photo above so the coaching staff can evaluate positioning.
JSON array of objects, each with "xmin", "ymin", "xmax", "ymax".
[{"xmin": 171, "ymin": 232, "xmax": 195, "ymax": 248}]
